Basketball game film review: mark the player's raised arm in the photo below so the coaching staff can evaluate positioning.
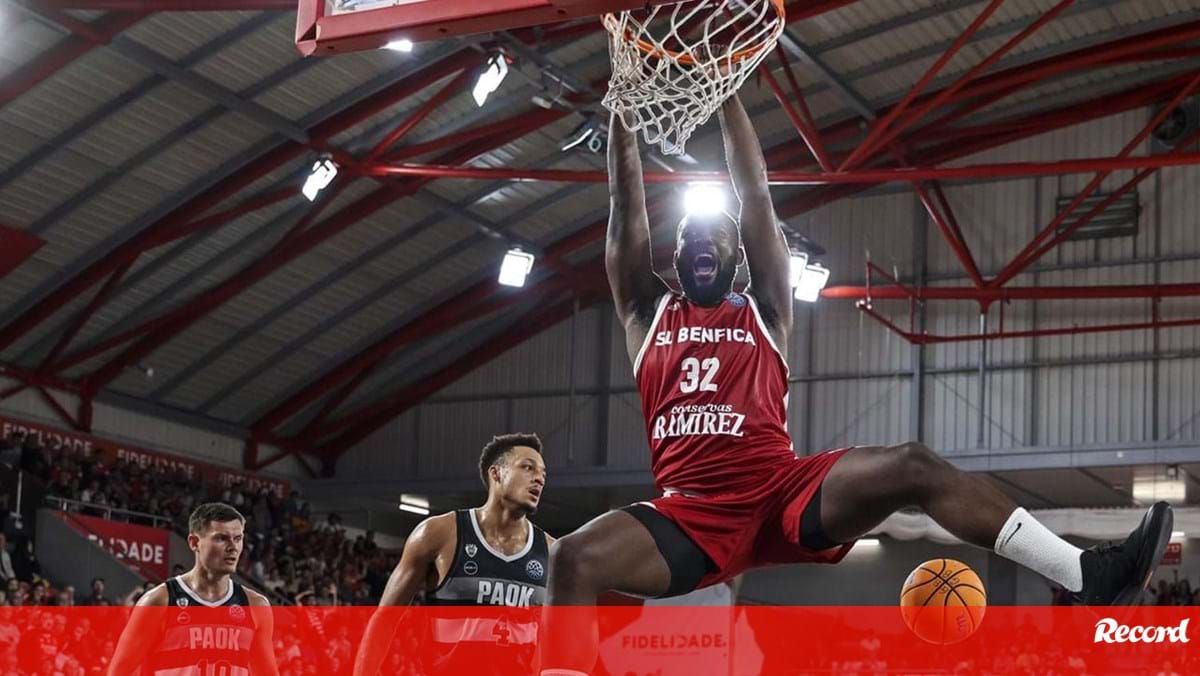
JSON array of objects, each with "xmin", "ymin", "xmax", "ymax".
[
  {"xmin": 606, "ymin": 112, "xmax": 669, "ymax": 344},
  {"xmin": 107, "ymin": 584, "xmax": 168, "ymax": 676},
  {"xmin": 719, "ymin": 94, "xmax": 792, "ymax": 338},
  {"xmin": 352, "ymin": 514, "xmax": 451, "ymax": 676}
]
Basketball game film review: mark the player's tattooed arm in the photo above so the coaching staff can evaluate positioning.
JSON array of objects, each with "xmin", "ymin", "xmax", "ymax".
[
  {"xmin": 352, "ymin": 513, "xmax": 453, "ymax": 676},
  {"xmin": 247, "ymin": 589, "xmax": 280, "ymax": 676},
  {"xmin": 606, "ymin": 111, "xmax": 669, "ymax": 355},
  {"xmin": 719, "ymin": 93, "xmax": 792, "ymax": 351},
  {"xmin": 107, "ymin": 583, "xmax": 169, "ymax": 675}
]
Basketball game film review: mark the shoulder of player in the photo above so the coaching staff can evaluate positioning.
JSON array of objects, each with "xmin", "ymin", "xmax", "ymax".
[
  {"xmin": 406, "ymin": 511, "xmax": 457, "ymax": 554},
  {"xmin": 743, "ymin": 289, "xmax": 790, "ymax": 340},
  {"xmin": 136, "ymin": 583, "xmax": 169, "ymax": 607},
  {"xmin": 242, "ymin": 586, "xmax": 271, "ymax": 607}
]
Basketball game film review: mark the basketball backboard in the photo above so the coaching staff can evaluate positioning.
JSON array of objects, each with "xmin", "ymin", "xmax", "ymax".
[{"xmin": 295, "ymin": 0, "xmax": 666, "ymax": 56}]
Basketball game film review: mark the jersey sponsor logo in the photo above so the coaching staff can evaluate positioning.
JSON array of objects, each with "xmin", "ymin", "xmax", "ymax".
[
  {"xmin": 725, "ymin": 292, "xmax": 746, "ymax": 307},
  {"xmin": 464, "ymin": 561, "xmax": 479, "ymax": 576},
  {"xmin": 465, "ymin": 544, "xmax": 478, "ymax": 558},
  {"xmin": 187, "ymin": 626, "xmax": 248, "ymax": 651},
  {"xmin": 651, "ymin": 404, "xmax": 746, "ymax": 441},
  {"xmin": 526, "ymin": 560, "xmax": 544, "ymax": 581},
  {"xmin": 177, "ymin": 597, "xmax": 189, "ymax": 608},
  {"xmin": 653, "ymin": 327, "xmax": 756, "ymax": 348},
  {"xmin": 475, "ymin": 580, "xmax": 537, "ymax": 608},
  {"xmin": 177, "ymin": 611, "xmax": 191, "ymax": 625},
  {"xmin": 228, "ymin": 604, "xmax": 245, "ymax": 622}
]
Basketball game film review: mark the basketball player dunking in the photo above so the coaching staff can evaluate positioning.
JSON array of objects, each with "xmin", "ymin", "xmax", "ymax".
[
  {"xmin": 353, "ymin": 434, "xmax": 553, "ymax": 676},
  {"xmin": 108, "ymin": 503, "xmax": 278, "ymax": 676},
  {"xmin": 538, "ymin": 94, "xmax": 1173, "ymax": 674}
]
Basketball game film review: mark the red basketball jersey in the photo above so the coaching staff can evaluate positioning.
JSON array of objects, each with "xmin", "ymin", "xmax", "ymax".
[{"xmin": 635, "ymin": 291, "xmax": 795, "ymax": 493}]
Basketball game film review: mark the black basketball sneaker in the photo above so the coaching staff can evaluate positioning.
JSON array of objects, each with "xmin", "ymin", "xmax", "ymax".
[{"xmin": 1073, "ymin": 501, "xmax": 1173, "ymax": 606}]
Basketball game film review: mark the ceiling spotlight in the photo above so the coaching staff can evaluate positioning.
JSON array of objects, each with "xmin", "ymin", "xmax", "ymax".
[
  {"xmin": 302, "ymin": 157, "xmax": 338, "ymax": 201},
  {"xmin": 473, "ymin": 53, "xmax": 509, "ymax": 108},
  {"xmin": 794, "ymin": 262, "xmax": 830, "ymax": 303},
  {"xmin": 498, "ymin": 248, "xmax": 535, "ymax": 288},
  {"xmin": 683, "ymin": 183, "xmax": 727, "ymax": 216},
  {"xmin": 399, "ymin": 494, "xmax": 429, "ymax": 516},
  {"xmin": 382, "ymin": 38, "xmax": 414, "ymax": 52},
  {"xmin": 561, "ymin": 117, "xmax": 597, "ymax": 152},
  {"xmin": 788, "ymin": 251, "xmax": 809, "ymax": 289}
]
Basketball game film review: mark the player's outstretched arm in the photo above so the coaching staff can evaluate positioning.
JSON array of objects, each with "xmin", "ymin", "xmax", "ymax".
[
  {"xmin": 107, "ymin": 584, "xmax": 168, "ymax": 676},
  {"xmin": 719, "ymin": 94, "xmax": 792, "ymax": 340},
  {"xmin": 606, "ymin": 112, "xmax": 669, "ymax": 345},
  {"xmin": 247, "ymin": 589, "xmax": 280, "ymax": 676},
  {"xmin": 351, "ymin": 513, "xmax": 451, "ymax": 676}
]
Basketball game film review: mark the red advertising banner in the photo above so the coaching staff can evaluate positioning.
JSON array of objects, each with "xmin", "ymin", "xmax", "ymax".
[
  {"xmin": 0, "ymin": 414, "xmax": 290, "ymax": 497},
  {"xmin": 0, "ymin": 606, "xmax": 1197, "ymax": 675},
  {"xmin": 1163, "ymin": 541, "xmax": 1183, "ymax": 565},
  {"xmin": 63, "ymin": 513, "xmax": 170, "ymax": 580}
]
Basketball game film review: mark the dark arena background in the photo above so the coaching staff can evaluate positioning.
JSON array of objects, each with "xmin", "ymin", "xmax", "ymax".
[{"xmin": 1, "ymin": 0, "xmax": 1200, "ymax": 674}]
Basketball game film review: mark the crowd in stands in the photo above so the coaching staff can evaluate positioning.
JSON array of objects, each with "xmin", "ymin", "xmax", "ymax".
[
  {"xmin": 1, "ymin": 428, "xmax": 398, "ymax": 610},
  {"xmin": 1150, "ymin": 577, "xmax": 1200, "ymax": 606}
]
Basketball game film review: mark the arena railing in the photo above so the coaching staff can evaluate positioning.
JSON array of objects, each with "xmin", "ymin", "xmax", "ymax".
[{"xmin": 44, "ymin": 495, "xmax": 174, "ymax": 530}]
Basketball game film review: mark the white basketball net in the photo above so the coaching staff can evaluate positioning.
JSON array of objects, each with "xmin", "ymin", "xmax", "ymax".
[{"xmin": 602, "ymin": 0, "xmax": 785, "ymax": 155}]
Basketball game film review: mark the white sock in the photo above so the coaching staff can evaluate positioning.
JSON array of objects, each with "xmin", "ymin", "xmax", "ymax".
[{"xmin": 993, "ymin": 507, "xmax": 1084, "ymax": 592}]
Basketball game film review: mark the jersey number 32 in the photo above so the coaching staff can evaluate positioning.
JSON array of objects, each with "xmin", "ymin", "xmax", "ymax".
[{"xmin": 679, "ymin": 357, "xmax": 719, "ymax": 393}]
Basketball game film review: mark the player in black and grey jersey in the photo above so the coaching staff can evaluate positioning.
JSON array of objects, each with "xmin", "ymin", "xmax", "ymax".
[
  {"xmin": 108, "ymin": 503, "xmax": 278, "ymax": 676},
  {"xmin": 353, "ymin": 433, "xmax": 552, "ymax": 676}
]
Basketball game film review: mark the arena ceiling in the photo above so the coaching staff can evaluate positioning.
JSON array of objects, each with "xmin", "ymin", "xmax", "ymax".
[{"xmin": 1, "ymin": 0, "xmax": 1198, "ymax": 477}]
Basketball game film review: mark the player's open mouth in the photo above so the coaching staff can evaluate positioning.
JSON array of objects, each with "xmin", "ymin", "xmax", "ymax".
[
  {"xmin": 692, "ymin": 253, "xmax": 718, "ymax": 283},
  {"xmin": 529, "ymin": 488, "xmax": 542, "ymax": 500}
]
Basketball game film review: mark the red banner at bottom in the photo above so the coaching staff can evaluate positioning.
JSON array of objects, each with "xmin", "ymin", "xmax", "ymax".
[{"xmin": 2, "ymin": 606, "xmax": 1195, "ymax": 674}]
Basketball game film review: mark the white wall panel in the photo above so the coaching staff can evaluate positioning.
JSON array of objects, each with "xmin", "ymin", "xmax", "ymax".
[
  {"xmin": 337, "ymin": 409, "xmax": 417, "ymax": 480},
  {"xmin": 415, "ymin": 401, "xmax": 507, "ymax": 477},
  {"xmin": 1035, "ymin": 362, "xmax": 1150, "ymax": 448},
  {"xmin": 510, "ymin": 395, "xmax": 599, "ymax": 468},
  {"xmin": 808, "ymin": 378, "xmax": 910, "ymax": 451},
  {"xmin": 1160, "ymin": 357, "xmax": 1200, "ymax": 443},
  {"xmin": 605, "ymin": 393, "xmax": 651, "ymax": 470},
  {"xmin": 440, "ymin": 306, "xmax": 603, "ymax": 397},
  {"xmin": 812, "ymin": 297, "xmax": 910, "ymax": 376}
]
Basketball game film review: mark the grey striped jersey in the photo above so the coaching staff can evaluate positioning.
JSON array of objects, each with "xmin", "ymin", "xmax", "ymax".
[
  {"xmin": 422, "ymin": 509, "xmax": 548, "ymax": 675},
  {"xmin": 148, "ymin": 576, "xmax": 256, "ymax": 676},
  {"xmin": 427, "ymin": 509, "xmax": 548, "ymax": 608}
]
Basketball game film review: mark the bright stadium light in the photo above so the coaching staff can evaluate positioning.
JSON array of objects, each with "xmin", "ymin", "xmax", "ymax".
[
  {"xmin": 561, "ymin": 118, "xmax": 596, "ymax": 152},
  {"xmin": 683, "ymin": 183, "xmax": 727, "ymax": 216},
  {"xmin": 302, "ymin": 157, "xmax": 338, "ymax": 201},
  {"xmin": 498, "ymin": 248, "xmax": 535, "ymax": 287},
  {"xmin": 383, "ymin": 38, "xmax": 414, "ymax": 52},
  {"xmin": 399, "ymin": 494, "xmax": 430, "ymax": 516},
  {"xmin": 794, "ymin": 262, "xmax": 830, "ymax": 303},
  {"xmin": 789, "ymin": 251, "xmax": 809, "ymax": 289},
  {"xmin": 1172, "ymin": 531, "xmax": 1187, "ymax": 540},
  {"xmin": 856, "ymin": 538, "xmax": 881, "ymax": 547},
  {"xmin": 473, "ymin": 53, "xmax": 509, "ymax": 107}
]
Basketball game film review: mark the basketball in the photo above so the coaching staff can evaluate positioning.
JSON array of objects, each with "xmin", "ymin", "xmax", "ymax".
[{"xmin": 900, "ymin": 559, "xmax": 987, "ymax": 645}]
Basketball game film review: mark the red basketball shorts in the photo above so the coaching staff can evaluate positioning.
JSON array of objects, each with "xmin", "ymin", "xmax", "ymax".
[{"xmin": 641, "ymin": 448, "xmax": 854, "ymax": 588}]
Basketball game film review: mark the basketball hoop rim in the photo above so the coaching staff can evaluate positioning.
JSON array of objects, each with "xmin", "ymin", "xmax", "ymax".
[{"xmin": 602, "ymin": 0, "xmax": 786, "ymax": 66}]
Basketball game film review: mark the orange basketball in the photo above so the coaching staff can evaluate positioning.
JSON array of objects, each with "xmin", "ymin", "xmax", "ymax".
[{"xmin": 900, "ymin": 559, "xmax": 987, "ymax": 644}]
